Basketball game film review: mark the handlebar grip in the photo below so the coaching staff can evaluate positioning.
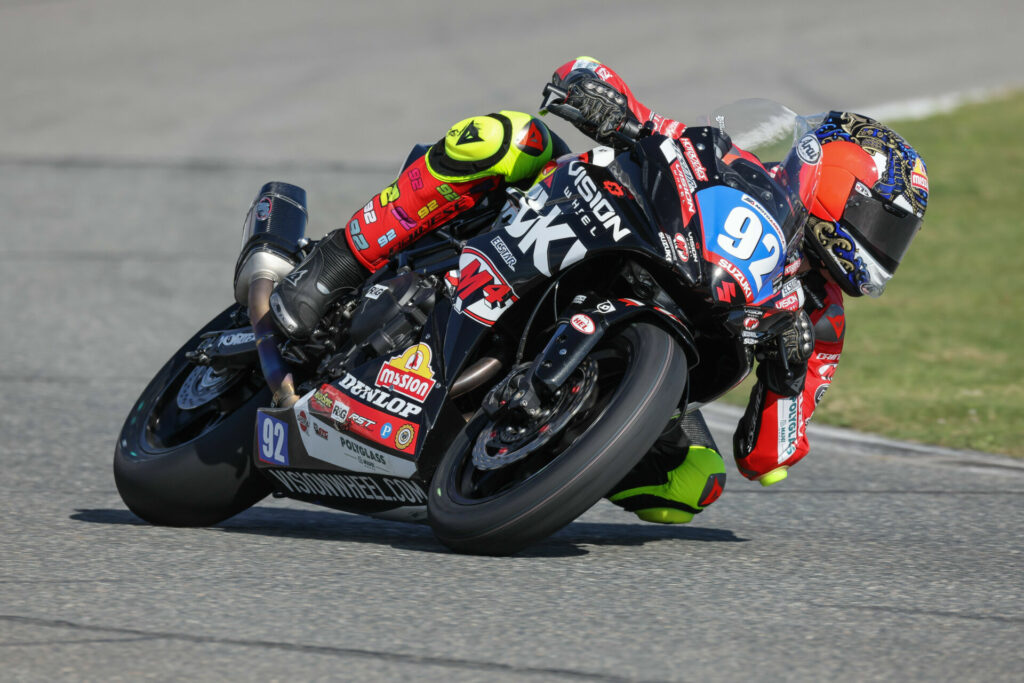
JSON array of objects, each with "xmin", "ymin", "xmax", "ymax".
[
  {"xmin": 545, "ymin": 101, "xmax": 584, "ymax": 125},
  {"xmin": 540, "ymin": 83, "xmax": 570, "ymax": 114},
  {"xmin": 616, "ymin": 119, "xmax": 644, "ymax": 143}
]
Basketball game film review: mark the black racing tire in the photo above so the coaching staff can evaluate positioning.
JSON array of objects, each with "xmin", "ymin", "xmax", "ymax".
[
  {"xmin": 428, "ymin": 322, "xmax": 688, "ymax": 555},
  {"xmin": 113, "ymin": 305, "xmax": 273, "ymax": 526}
]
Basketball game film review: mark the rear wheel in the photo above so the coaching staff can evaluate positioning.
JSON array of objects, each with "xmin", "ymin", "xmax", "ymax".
[
  {"xmin": 428, "ymin": 322, "xmax": 687, "ymax": 555},
  {"xmin": 113, "ymin": 306, "xmax": 272, "ymax": 526}
]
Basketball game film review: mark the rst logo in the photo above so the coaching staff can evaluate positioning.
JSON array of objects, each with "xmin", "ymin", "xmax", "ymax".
[{"xmin": 453, "ymin": 248, "xmax": 518, "ymax": 326}]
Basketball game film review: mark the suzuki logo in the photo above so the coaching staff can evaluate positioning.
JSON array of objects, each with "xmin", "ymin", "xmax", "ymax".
[{"xmin": 716, "ymin": 281, "xmax": 737, "ymax": 302}]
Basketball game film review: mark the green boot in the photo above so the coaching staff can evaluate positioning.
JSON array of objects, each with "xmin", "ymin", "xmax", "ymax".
[{"xmin": 608, "ymin": 445, "xmax": 727, "ymax": 524}]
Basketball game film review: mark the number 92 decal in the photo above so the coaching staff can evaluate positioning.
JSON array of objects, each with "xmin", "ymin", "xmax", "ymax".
[
  {"xmin": 258, "ymin": 413, "xmax": 290, "ymax": 466},
  {"xmin": 697, "ymin": 186, "xmax": 786, "ymax": 303}
]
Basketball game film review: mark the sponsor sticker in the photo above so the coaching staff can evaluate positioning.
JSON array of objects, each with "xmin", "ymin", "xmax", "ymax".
[
  {"xmin": 331, "ymin": 399, "xmax": 350, "ymax": 424},
  {"xmin": 218, "ymin": 331, "xmax": 255, "ymax": 347},
  {"xmin": 782, "ymin": 278, "xmax": 802, "ymax": 296},
  {"xmin": 796, "ymin": 134, "xmax": 822, "ymax": 165},
  {"xmin": 490, "ymin": 236, "xmax": 518, "ymax": 269},
  {"xmin": 669, "ymin": 160, "xmax": 696, "ymax": 225},
  {"xmin": 295, "ymin": 402, "xmax": 417, "ymax": 477},
  {"xmin": 680, "ymin": 138, "xmax": 709, "ymax": 181},
  {"xmin": 603, "ymin": 180, "xmax": 625, "ymax": 197},
  {"xmin": 320, "ymin": 385, "xmax": 420, "ymax": 452},
  {"xmin": 572, "ymin": 58, "xmax": 599, "ymax": 72},
  {"xmin": 347, "ymin": 412, "xmax": 376, "ymax": 429},
  {"xmin": 775, "ymin": 293, "xmax": 800, "ymax": 311},
  {"xmin": 911, "ymin": 157, "xmax": 929, "ymax": 193},
  {"xmin": 658, "ymin": 232, "xmax": 675, "ymax": 261},
  {"xmin": 255, "ymin": 197, "xmax": 273, "ymax": 221},
  {"xmin": 717, "ymin": 258, "xmax": 753, "ymax": 300},
  {"xmin": 309, "ymin": 388, "xmax": 334, "ymax": 418},
  {"xmin": 566, "ymin": 161, "xmax": 629, "ymax": 241},
  {"xmin": 784, "ymin": 255, "xmax": 803, "ymax": 276},
  {"xmin": 266, "ymin": 469, "xmax": 426, "ymax": 505},
  {"xmin": 453, "ymin": 248, "xmax": 518, "ymax": 326},
  {"xmin": 777, "ymin": 397, "xmax": 801, "ymax": 463},
  {"xmin": 395, "ymin": 424, "xmax": 415, "ymax": 451},
  {"xmin": 336, "ymin": 374, "xmax": 423, "ymax": 419},
  {"xmin": 375, "ymin": 343, "xmax": 437, "ymax": 403},
  {"xmin": 674, "ymin": 233, "xmax": 690, "ymax": 262},
  {"xmin": 741, "ymin": 194, "xmax": 783, "ymax": 236},
  {"xmin": 570, "ymin": 313, "xmax": 596, "ymax": 335}
]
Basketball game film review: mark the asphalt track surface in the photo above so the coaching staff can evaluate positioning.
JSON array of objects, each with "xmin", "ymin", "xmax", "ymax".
[{"xmin": 2, "ymin": 2, "xmax": 1023, "ymax": 681}]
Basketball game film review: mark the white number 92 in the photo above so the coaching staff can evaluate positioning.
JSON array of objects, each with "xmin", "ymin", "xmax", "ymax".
[{"xmin": 715, "ymin": 206, "xmax": 781, "ymax": 291}]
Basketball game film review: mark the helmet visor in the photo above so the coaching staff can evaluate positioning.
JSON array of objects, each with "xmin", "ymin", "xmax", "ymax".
[{"xmin": 842, "ymin": 181, "xmax": 922, "ymax": 273}]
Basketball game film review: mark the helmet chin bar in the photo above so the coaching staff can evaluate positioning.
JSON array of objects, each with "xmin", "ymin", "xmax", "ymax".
[{"xmin": 857, "ymin": 245, "xmax": 892, "ymax": 297}]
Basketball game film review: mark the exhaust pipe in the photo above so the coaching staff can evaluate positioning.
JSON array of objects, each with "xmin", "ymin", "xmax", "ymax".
[{"xmin": 248, "ymin": 277, "xmax": 298, "ymax": 408}]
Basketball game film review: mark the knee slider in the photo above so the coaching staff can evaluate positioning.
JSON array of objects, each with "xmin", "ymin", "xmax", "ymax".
[{"xmin": 427, "ymin": 111, "xmax": 553, "ymax": 186}]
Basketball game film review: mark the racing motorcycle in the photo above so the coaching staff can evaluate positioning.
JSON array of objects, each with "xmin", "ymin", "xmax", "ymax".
[{"xmin": 114, "ymin": 98, "xmax": 822, "ymax": 555}]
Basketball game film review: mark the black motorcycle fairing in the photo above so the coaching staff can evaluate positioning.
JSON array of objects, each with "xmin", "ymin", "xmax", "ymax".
[
  {"xmin": 528, "ymin": 293, "xmax": 699, "ymax": 394},
  {"xmin": 436, "ymin": 152, "xmax": 678, "ymax": 385}
]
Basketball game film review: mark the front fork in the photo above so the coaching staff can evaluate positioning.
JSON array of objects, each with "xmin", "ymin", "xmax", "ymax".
[
  {"xmin": 529, "ymin": 294, "xmax": 698, "ymax": 394},
  {"xmin": 484, "ymin": 293, "xmax": 698, "ymax": 417}
]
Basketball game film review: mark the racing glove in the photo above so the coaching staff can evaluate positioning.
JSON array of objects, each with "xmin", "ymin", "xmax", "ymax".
[
  {"xmin": 755, "ymin": 309, "xmax": 815, "ymax": 396},
  {"xmin": 562, "ymin": 77, "xmax": 638, "ymax": 148}
]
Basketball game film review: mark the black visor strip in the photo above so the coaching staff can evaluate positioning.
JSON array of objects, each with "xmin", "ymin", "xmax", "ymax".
[{"xmin": 842, "ymin": 190, "xmax": 922, "ymax": 272}]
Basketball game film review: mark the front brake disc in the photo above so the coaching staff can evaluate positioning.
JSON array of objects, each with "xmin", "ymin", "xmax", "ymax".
[{"xmin": 471, "ymin": 358, "xmax": 598, "ymax": 470}]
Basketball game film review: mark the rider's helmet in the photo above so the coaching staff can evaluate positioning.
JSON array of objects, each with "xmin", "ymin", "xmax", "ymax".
[{"xmin": 803, "ymin": 111, "xmax": 928, "ymax": 297}]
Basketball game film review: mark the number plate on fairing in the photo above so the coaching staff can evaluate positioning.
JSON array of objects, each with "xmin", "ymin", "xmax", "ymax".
[
  {"xmin": 257, "ymin": 413, "xmax": 290, "ymax": 466},
  {"xmin": 697, "ymin": 185, "xmax": 786, "ymax": 305}
]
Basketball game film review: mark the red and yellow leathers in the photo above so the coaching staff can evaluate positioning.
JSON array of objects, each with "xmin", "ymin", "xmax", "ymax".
[{"xmin": 342, "ymin": 110, "xmax": 556, "ymax": 272}]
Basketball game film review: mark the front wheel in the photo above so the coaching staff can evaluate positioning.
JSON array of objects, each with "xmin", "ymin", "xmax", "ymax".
[
  {"xmin": 428, "ymin": 322, "xmax": 688, "ymax": 555},
  {"xmin": 113, "ymin": 305, "xmax": 273, "ymax": 526}
]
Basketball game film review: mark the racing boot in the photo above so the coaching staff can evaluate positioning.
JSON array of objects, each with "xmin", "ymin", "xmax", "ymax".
[
  {"xmin": 269, "ymin": 229, "xmax": 368, "ymax": 340},
  {"xmin": 607, "ymin": 412, "xmax": 727, "ymax": 524}
]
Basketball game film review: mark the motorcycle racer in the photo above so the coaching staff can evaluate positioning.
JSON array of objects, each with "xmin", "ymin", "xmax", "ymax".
[{"xmin": 270, "ymin": 57, "xmax": 928, "ymax": 525}]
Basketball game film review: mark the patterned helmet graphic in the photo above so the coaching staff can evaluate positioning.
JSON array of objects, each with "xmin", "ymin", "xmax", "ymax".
[{"xmin": 804, "ymin": 112, "xmax": 928, "ymax": 297}]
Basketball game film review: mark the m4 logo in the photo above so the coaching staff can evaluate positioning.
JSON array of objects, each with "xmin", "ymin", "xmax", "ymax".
[{"xmin": 453, "ymin": 248, "xmax": 518, "ymax": 326}]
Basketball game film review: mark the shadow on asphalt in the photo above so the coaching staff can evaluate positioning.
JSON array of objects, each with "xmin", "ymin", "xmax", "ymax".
[{"xmin": 72, "ymin": 507, "xmax": 747, "ymax": 558}]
